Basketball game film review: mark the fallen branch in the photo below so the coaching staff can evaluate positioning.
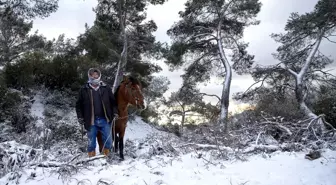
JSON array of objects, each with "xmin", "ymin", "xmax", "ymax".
[
  {"xmin": 178, "ymin": 143, "xmax": 233, "ymax": 152},
  {"xmin": 259, "ymin": 121, "xmax": 293, "ymax": 136},
  {"xmin": 69, "ymin": 154, "xmax": 81, "ymax": 163},
  {"xmin": 75, "ymin": 155, "xmax": 106, "ymax": 165},
  {"xmin": 320, "ymin": 115, "xmax": 336, "ymax": 136},
  {"xmin": 97, "ymin": 178, "xmax": 113, "ymax": 185},
  {"xmin": 33, "ymin": 162, "xmax": 64, "ymax": 168},
  {"xmin": 243, "ymin": 144, "xmax": 279, "ymax": 154},
  {"xmin": 30, "ymin": 155, "xmax": 107, "ymax": 168},
  {"xmin": 255, "ymin": 131, "xmax": 264, "ymax": 145}
]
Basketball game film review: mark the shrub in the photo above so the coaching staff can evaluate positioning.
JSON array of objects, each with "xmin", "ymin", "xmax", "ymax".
[
  {"xmin": 254, "ymin": 92, "xmax": 303, "ymax": 120},
  {"xmin": 4, "ymin": 61, "xmax": 34, "ymax": 89},
  {"xmin": 4, "ymin": 52, "xmax": 96, "ymax": 91},
  {"xmin": 0, "ymin": 90, "xmax": 22, "ymax": 123},
  {"xmin": 313, "ymin": 84, "xmax": 336, "ymax": 128},
  {"xmin": 229, "ymin": 109, "xmax": 258, "ymax": 130}
]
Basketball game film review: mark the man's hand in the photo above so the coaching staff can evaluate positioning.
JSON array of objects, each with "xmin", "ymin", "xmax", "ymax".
[{"xmin": 114, "ymin": 114, "xmax": 119, "ymax": 119}]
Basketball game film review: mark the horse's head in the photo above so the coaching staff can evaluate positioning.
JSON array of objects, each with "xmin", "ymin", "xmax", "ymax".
[{"xmin": 118, "ymin": 75, "xmax": 147, "ymax": 110}]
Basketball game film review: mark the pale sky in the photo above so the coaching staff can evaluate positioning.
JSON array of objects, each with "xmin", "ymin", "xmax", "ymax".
[{"xmin": 31, "ymin": 0, "xmax": 336, "ymax": 110}]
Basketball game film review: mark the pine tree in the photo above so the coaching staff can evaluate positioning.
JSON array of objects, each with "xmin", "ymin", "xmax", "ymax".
[
  {"xmin": 78, "ymin": 0, "xmax": 167, "ymax": 90},
  {"xmin": 165, "ymin": 0, "xmax": 261, "ymax": 132}
]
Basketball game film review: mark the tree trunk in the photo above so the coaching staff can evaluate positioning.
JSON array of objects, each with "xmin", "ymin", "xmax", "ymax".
[
  {"xmin": 180, "ymin": 112, "xmax": 185, "ymax": 135},
  {"xmin": 216, "ymin": 20, "xmax": 232, "ymax": 133},
  {"xmin": 295, "ymin": 82, "xmax": 316, "ymax": 118},
  {"xmin": 112, "ymin": 1, "xmax": 128, "ymax": 93},
  {"xmin": 294, "ymin": 31, "xmax": 323, "ymax": 119}
]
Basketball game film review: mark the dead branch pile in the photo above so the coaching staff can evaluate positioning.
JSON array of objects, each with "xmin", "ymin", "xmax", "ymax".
[
  {"xmin": 182, "ymin": 112, "xmax": 336, "ymax": 158},
  {"xmin": 122, "ymin": 132, "xmax": 181, "ymax": 160}
]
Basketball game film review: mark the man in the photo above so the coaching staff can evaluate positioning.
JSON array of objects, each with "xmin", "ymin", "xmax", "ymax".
[{"xmin": 75, "ymin": 68, "xmax": 118, "ymax": 157}]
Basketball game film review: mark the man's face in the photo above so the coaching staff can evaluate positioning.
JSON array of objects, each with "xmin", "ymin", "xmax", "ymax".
[{"xmin": 90, "ymin": 72, "xmax": 99, "ymax": 79}]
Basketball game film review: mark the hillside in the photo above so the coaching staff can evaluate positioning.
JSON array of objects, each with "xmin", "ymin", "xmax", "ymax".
[{"xmin": 0, "ymin": 90, "xmax": 336, "ymax": 185}]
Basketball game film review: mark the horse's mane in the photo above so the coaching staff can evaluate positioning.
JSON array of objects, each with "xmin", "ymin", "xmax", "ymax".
[
  {"xmin": 128, "ymin": 76, "xmax": 142, "ymax": 87},
  {"xmin": 114, "ymin": 85, "xmax": 121, "ymax": 99}
]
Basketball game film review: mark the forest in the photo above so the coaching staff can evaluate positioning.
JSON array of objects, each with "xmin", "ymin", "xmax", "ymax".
[{"xmin": 0, "ymin": 0, "xmax": 336, "ymax": 184}]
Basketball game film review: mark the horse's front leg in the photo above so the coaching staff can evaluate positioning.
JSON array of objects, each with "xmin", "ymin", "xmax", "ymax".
[
  {"xmin": 112, "ymin": 125, "xmax": 119, "ymax": 153},
  {"xmin": 114, "ymin": 135, "xmax": 119, "ymax": 153},
  {"xmin": 119, "ymin": 124, "xmax": 126, "ymax": 160},
  {"xmin": 119, "ymin": 136, "xmax": 124, "ymax": 160}
]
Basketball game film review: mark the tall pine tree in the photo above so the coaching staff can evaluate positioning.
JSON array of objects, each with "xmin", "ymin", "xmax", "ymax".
[
  {"xmin": 78, "ymin": 0, "xmax": 167, "ymax": 90},
  {"xmin": 165, "ymin": 0, "xmax": 261, "ymax": 132}
]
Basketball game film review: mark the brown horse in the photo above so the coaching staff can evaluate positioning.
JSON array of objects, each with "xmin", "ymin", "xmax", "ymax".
[{"xmin": 97, "ymin": 75, "xmax": 146, "ymax": 160}]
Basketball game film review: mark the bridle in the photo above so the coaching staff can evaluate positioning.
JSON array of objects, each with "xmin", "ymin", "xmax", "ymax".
[{"xmin": 123, "ymin": 81, "xmax": 144, "ymax": 108}]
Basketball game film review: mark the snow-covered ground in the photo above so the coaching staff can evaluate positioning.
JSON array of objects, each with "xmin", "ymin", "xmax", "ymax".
[
  {"xmin": 1, "ymin": 141, "xmax": 336, "ymax": 185},
  {"xmin": 1, "ymin": 92, "xmax": 336, "ymax": 185},
  {"xmin": 30, "ymin": 92, "xmax": 45, "ymax": 127},
  {"xmin": 2, "ymin": 117, "xmax": 335, "ymax": 185},
  {"xmin": 125, "ymin": 117, "xmax": 161, "ymax": 141}
]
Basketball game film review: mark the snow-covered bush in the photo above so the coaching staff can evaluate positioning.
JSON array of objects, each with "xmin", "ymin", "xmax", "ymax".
[
  {"xmin": 0, "ymin": 89, "xmax": 22, "ymax": 122},
  {"xmin": 45, "ymin": 119, "xmax": 82, "ymax": 143},
  {"xmin": 254, "ymin": 92, "xmax": 303, "ymax": 120},
  {"xmin": 37, "ymin": 95, "xmax": 80, "ymax": 149},
  {"xmin": 0, "ymin": 87, "xmax": 34, "ymax": 144},
  {"xmin": 43, "ymin": 89, "xmax": 76, "ymax": 111},
  {"xmin": 313, "ymin": 83, "xmax": 336, "ymax": 128},
  {"xmin": 0, "ymin": 141, "xmax": 40, "ymax": 178}
]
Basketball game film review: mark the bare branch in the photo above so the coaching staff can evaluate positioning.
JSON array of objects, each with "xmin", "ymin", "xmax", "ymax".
[
  {"xmin": 242, "ymin": 72, "xmax": 271, "ymax": 95},
  {"xmin": 282, "ymin": 66, "xmax": 298, "ymax": 77},
  {"xmin": 197, "ymin": 93, "xmax": 221, "ymax": 101},
  {"xmin": 278, "ymin": 42, "xmax": 315, "ymax": 64},
  {"xmin": 323, "ymin": 36, "xmax": 336, "ymax": 44},
  {"xmin": 243, "ymin": 80, "xmax": 264, "ymax": 95},
  {"xmin": 187, "ymin": 34, "xmax": 217, "ymax": 43},
  {"xmin": 308, "ymin": 69, "xmax": 336, "ymax": 78},
  {"xmin": 222, "ymin": 0, "xmax": 236, "ymax": 16}
]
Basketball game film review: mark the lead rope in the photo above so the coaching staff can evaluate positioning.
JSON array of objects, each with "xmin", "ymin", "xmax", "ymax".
[
  {"xmin": 101, "ymin": 117, "xmax": 116, "ymax": 153},
  {"xmin": 113, "ymin": 115, "xmax": 116, "ymax": 152},
  {"xmin": 99, "ymin": 110, "xmax": 138, "ymax": 156}
]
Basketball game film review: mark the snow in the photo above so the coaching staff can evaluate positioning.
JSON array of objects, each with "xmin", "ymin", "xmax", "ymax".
[
  {"xmin": 1, "ymin": 147, "xmax": 336, "ymax": 185},
  {"xmin": 124, "ymin": 117, "xmax": 160, "ymax": 141},
  {"xmin": 1, "ymin": 92, "xmax": 336, "ymax": 185},
  {"xmin": 30, "ymin": 92, "xmax": 45, "ymax": 128},
  {"xmin": 2, "ymin": 114, "xmax": 336, "ymax": 185}
]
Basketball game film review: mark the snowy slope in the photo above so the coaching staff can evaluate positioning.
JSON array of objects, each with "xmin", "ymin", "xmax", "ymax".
[
  {"xmin": 1, "ymin": 147, "xmax": 336, "ymax": 185},
  {"xmin": 1, "ymin": 92, "xmax": 336, "ymax": 185},
  {"xmin": 125, "ymin": 117, "xmax": 161, "ymax": 141}
]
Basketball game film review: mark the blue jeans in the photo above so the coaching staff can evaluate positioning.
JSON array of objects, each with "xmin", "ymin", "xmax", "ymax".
[{"xmin": 87, "ymin": 117, "xmax": 112, "ymax": 152}]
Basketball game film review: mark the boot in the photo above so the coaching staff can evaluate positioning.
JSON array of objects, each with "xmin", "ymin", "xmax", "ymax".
[
  {"xmin": 103, "ymin": 148, "xmax": 110, "ymax": 156},
  {"xmin": 88, "ymin": 151, "xmax": 96, "ymax": 157}
]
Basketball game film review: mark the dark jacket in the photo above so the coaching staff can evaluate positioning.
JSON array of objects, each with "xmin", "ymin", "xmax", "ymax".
[{"xmin": 75, "ymin": 82, "xmax": 118, "ymax": 130}]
